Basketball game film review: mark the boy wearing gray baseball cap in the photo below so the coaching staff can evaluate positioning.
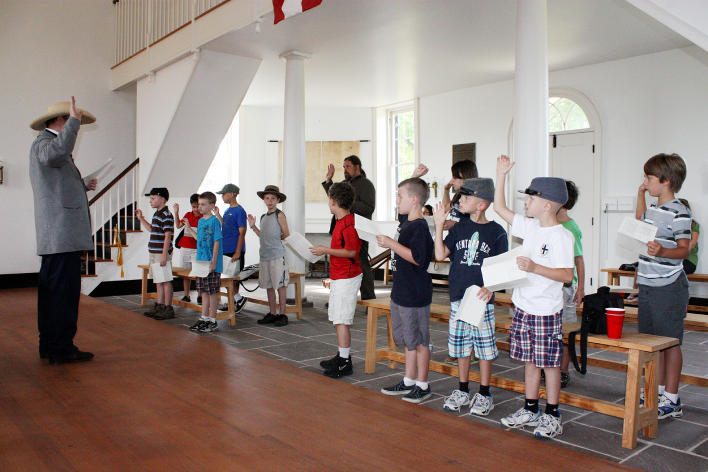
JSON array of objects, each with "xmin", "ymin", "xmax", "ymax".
[{"xmin": 494, "ymin": 155, "xmax": 575, "ymax": 439}]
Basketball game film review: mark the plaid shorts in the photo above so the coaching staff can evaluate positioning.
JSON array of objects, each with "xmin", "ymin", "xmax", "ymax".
[
  {"xmin": 448, "ymin": 301, "xmax": 498, "ymax": 360},
  {"xmin": 196, "ymin": 271, "xmax": 221, "ymax": 295},
  {"xmin": 509, "ymin": 307, "xmax": 563, "ymax": 368}
]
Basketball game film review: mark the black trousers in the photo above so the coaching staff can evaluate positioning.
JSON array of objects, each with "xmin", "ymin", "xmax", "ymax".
[
  {"xmin": 359, "ymin": 241, "xmax": 376, "ymax": 300},
  {"xmin": 38, "ymin": 251, "xmax": 82, "ymax": 356}
]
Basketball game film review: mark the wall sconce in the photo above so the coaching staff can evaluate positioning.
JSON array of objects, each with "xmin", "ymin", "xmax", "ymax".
[
  {"xmin": 430, "ymin": 180, "xmax": 438, "ymax": 198},
  {"xmin": 0, "ymin": 161, "xmax": 4, "ymax": 184}
]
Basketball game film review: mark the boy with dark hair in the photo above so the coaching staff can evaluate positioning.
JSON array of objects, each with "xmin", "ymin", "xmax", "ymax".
[
  {"xmin": 136, "ymin": 187, "xmax": 175, "ymax": 320},
  {"xmin": 433, "ymin": 178, "xmax": 508, "ymax": 415},
  {"xmin": 635, "ymin": 153, "xmax": 691, "ymax": 418},
  {"xmin": 174, "ymin": 193, "xmax": 201, "ymax": 302},
  {"xmin": 557, "ymin": 180, "xmax": 585, "ymax": 388},
  {"xmin": 443, "ymin": 159, "xmax": 479, "ymax": 230},
  {"xmin": 494, "ymin": 155, "xmax": 575, "ymax": 439},
  {"xmin": 311, "ymin": 182, "xmax": 362, "ymax": 378},
  {"xmin": 216, "ymin": 183, "xmax": 248, "ymax": 313},
  {"xmin": 378, "ymin": 177, "xmax": 435, "ymax": 403},
  {"xmin": 189, "ymin": 191, "xmax": 223, "ymax": 333}
]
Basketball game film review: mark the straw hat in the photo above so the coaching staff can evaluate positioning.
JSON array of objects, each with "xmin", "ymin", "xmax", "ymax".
[
  {"xmin": 256, "ymin": 185, "xmax": 287, "ymax": 202},
  {"xmin": 30, "ymin": 101, "xmax": 96, "ymax": 131}
]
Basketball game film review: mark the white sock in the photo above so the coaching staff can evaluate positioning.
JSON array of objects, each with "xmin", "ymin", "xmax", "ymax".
[
  {"xmin": 235, "ymin": 293, "xmax": 243, "ymax": 301},
  {"xmin": 664, "ymin": 391, "xmax": 679, "ymax": 403},
  {"xmin": 416, "ymin": 380, "xmax": 429, "ymax": 390},
  {"xmin": 338, "ymin": 347, "xmax": 350, "ymax": 358},
  {"xmin": 658, "ymin": 385, "xmax": 666, "ymax": 395},
  {"xmin": 200, "ymin": 316, "xmax": 209, "ymax": 321},
  {"xmin": 403, "ymin": 377, "xmax": 415, "ymax": 387}
]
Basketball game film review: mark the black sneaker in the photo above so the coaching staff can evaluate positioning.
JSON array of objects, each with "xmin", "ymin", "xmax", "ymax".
[
  {"xmin": 199, "ymin": 321, "xmax": 218, "ymax": 333},
  {"xmin": 320, "ymin": 353, "xmax": 341, "ymax": 369},
  {"xmin": 257, "ymin": 313, "xmax": 278, "ymax": 324},
  {"xmin": 234, "ymin": 296, "xmax": 247, "ymax": 313},
  {"xmin": 402, "ymin": 385, "xmax": 432, "ymax": 404},
  {"xmin": 381, "ymin": 380, "xmax": 415, "ymax": 396},
  {"xmin": 561, "ymin": 371, "xmax": 570, "ymax": 389},
  {"xmin": 189, "ymin": 320, "xmax": 206, "ymax": 331},
  {"xmin": 324, "ymin": 356, "xmax": 353, "ymax": 378},
  {"xmin": 273, "ymin": 314, "xmax": 289, "ymax": 327},
  {"xmin": 181, "ymin": 295, "xmax": 191, "ymax": 303}
]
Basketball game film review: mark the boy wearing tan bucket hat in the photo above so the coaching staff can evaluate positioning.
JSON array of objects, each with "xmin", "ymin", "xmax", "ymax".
[{"xmin": 29, "ymin": 96, "xmax": 97, "ymax": 364}]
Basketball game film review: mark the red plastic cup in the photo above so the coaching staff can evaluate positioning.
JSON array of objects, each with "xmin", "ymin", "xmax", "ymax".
[{"xmin": 606, "ymin": 307, "xmax": 625, "ymax": 339}]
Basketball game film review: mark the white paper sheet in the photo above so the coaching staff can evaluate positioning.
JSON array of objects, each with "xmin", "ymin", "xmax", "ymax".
[
  {"xmin": 150, "ymin": 262, "xmax": 173, "ymax": 283},
  {"xmin": 354, "ymin": 214, "xmax": 385, "ymax": 245},
  {"xmin": 222, "ymin": 256, "xmax": 241, "ymax": 277},
  {"xmin": 189, "ymin": 260, "xmax": 210, "ymax": 278},
  {"xmin": 284, "ymin": 232, "xmax": 322, "ymax": 264},
  {"xmin": 480, "ymin": 246, "xmax": 529, "ymax": 291},
  {"xmin": 616, "ymin": 217, "xmax": 658, "ymax": 257},
  {"xmin": 456, "ymin": 285, "xmax": 488, "ymax": 327},
  {"xmin": 84, "ymin": 158, "xmax": 114, "ymax": 182}
]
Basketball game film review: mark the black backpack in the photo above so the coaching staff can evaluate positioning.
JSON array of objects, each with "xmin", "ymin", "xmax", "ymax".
[{"xmin": 568, "ymin": 286, "xmax": 624, "ymax": 375}]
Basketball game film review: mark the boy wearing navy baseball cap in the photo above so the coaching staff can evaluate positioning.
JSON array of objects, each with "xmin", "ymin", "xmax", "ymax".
[{"xmin": 493, "ymin": 156, "xmax": 575, "ymax": 439}]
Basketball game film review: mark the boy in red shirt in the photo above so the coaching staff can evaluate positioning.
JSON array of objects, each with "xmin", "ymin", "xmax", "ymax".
[
  {"xmin": 310, "ymin": 182, "xmax": 362, "ymax": 378},
  {"xmin": 174, "ymin": 193, "xmax": 201, "ymax": 302}
]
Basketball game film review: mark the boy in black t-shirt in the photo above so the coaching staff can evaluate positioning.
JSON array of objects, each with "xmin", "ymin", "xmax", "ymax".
[
  {"xmin": 376, "ymin": 178, "xmax": 435, "ymax": 404},
  {"xmin": 433, "ymin": 178, "xmax": 508, "ymax": 415}
]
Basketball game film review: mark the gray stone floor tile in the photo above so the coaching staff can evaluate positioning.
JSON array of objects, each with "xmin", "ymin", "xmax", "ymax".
[
  {"xmin": 621, "ymin": 445, "xmax": 708, "ymax": 472},
  {"xmin": 692, "ymin": 438, "xmax": 708, "ymax": 458}
]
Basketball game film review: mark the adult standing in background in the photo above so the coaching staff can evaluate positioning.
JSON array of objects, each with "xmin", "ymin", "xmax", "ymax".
[
  {"xmin": 323, "ymin": 155, "xmax": 376, "ymax": 300},
  {"xmin": 29, "ymin": 97, "xmax": 97, "ymax": 364}
]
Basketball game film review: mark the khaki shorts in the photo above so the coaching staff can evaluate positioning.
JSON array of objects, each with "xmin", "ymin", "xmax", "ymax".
[{"xmin": 258, "ymin": 257, "xmax": 289, "ymax": 289}]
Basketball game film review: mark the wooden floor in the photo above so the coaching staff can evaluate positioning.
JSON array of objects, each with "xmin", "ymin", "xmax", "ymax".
[{"xmin": 0, "ymin": 289, "xmax": 638, "ymax": 472}]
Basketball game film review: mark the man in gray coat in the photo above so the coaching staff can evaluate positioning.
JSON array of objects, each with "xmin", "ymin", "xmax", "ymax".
[{"xmin": 29, "ymin": 97, "xmax": 97, "ymax": 364}]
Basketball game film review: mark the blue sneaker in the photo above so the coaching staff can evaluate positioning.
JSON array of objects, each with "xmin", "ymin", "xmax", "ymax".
[{"xmin": 657, "ymin": 396, "xmax": 683, "ymax": 419}]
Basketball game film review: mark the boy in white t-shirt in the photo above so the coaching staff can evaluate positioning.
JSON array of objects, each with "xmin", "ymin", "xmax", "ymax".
[{"xmin": 493, "ymin": 155, "xmax": 575, "ymax": 439}]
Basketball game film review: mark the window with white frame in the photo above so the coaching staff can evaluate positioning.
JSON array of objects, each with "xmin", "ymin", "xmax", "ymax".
[
  {"xmin": 548, "ymin": 97, "xmax": 590, "ymax": 132},
  {"xmin": 388, "ymin": 105, "xmax": 417, "ymax": 216}
]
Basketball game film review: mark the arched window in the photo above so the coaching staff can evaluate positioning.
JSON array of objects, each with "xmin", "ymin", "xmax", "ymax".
[{"xmin": 548, "ymin": 97, "xmax": 590, "ymax": 132}]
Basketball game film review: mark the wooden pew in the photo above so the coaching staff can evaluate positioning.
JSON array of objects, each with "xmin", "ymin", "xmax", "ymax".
[
  {"xmin": 138, "ymin": 265, "xmax": 304, "ymax": 326},
  {"xmin": 359, "ymin": 297, "xmax": 679, "ymax": 449}
]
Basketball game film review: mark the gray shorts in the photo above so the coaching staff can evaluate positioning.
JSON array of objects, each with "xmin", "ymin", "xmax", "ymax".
[
  {"xmin": 638, "ymin": 274, "xmax": 688, "ymax": 345},
  {"xmin": 390, "ymin": 300, "xmax": 430, "ymax": 351}
]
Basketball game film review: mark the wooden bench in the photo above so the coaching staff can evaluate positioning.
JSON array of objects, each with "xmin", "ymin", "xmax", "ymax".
[
  {"xmin": 138, "ymin": 265, "xmax": 304, "ymax": 326},
  {"xmin": 359, "ymin": 297, "xmax": 679, "ymax": 449}
]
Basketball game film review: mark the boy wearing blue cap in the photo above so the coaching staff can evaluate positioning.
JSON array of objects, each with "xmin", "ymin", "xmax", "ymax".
[
  {"xmin": 494, "ymin": 155, "xmax": 574, "ymax": 439},
  {"xmin": 433, "ymin": 178, "xmax": 508, "ymax": 416}
]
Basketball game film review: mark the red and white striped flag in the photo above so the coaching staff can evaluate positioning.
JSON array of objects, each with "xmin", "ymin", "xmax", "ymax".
[{"xmin": 273, "ymin": 0, "xmax": 322, "ymax": 24}]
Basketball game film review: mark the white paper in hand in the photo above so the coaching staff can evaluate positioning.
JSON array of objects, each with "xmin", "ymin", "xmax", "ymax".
[
  {"xmin": 481, "ymin": 246, "xmax": 529, "ymax": 291},
  {"xmin": 456, "ymin": 285, "xmax": 487, "ymax": 327},
  {"xmin": 189, "ymin": 260, "xmax": 210, "ymax": 278},
  {"xmin": 617, "ymin": 217, "xmax": 657, "ymax": 257},
  {"xmin": 354, "ymin": 214, "xmax": 383, "ymax": 245},
  {"xmin": 150, "ymin": 262, "xmax": 173, "ymax": 283},
  {"xmin": 285, "ymin": 232, "xmax": 322, "ymax": 264},
  {"xmin": 222, "ymin": 256, "xmax": 240, "ymax": 277}
]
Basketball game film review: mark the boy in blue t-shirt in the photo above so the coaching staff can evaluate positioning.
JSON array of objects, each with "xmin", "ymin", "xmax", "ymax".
[
  {"xmin": 376, "ymin": 178, "xmax": 435, "ymax": 404},
  {"xmin": 216, "ymin": 183, "xmax": 248, "ymax": 313},
  {"xmin": 433, "ymin": 178, "xmax": 508, "ymax": 416},
  {"xmin": 190, "ymin": 191, "xmax": 223, "ymax": 333}
]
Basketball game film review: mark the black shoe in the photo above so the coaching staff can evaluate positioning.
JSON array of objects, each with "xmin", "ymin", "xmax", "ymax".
[
  {"xmin": 320, "ymin": 353, "xmax": 341, "ymax": 369},
  {"xmin": 561, "ymin": 371, "xmax": 570, "ymax": 389},
  {"xmin": 189, "ymin": 320, "xmax": 206, "ymax": 331},
  {"xmin": 181, "ymin": 295, "xmax": 191, "ymax": 303},
  {"xmin": 381, "ymin": 380, "xmax": 415, "ymax": 396},
  {"xmin": 257, "ymin": 313, "xmax": 278, "ymax": 324},
  {"xmin": 402, "ymin": 385, "xmax": 432, "ymax": 404},
  {"xmin": 143, "ymin": 302, "xmax": 162, "ymax": 317},
  {"xmin": 153, "ymin": 305, "xmax": 175, "ymax": 320},
  {"xmin": 323, "ymin": 356, "xmax": 353, "ymax": 378},
  {"xmin": 234, "ymin": 296, "xmax": 247, "ymax": 313},
  {"xmin": 49, "ymin": 350, "xmax": 94, "ymax": 365},
  {"xmin": 199, "ymin": 321, "xmax": 218, "ymax": 333},
  {"xmin": 197, "ymin": 295, "xmax": 202, "ymax": 304},
  {"xmin": 273, "ymin": 314, "xmax": 289, "ymax": 327}
]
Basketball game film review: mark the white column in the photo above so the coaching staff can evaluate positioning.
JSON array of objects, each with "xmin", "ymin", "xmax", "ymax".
[
  {"xmin": 280, "ymin": 50, "xmax": 309, "ymax": 295},
  {"xmin": 512, "ymin": 0, "xmax": 548, "ymax": 213}
]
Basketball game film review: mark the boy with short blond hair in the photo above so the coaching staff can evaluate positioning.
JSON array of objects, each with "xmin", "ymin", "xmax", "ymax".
[
  {"xmin": 174, "ymin": 193, "xmax": 201, "ymax": 302},
  {"xmin": 635, "ymin": 153, "xmax": 691, "ymax": 418},
  {"xmin": 310, "ymin": 182, "xmax": 362, "ymax": 378},
  {"xmin": 433, "ymin": 178, "xmax": 508, "ymax": 415},
  {"xmin": 378, "ymin": 177, "xmax": 435, "ymax": 403},
  {"xmin": 494, "ymin": 155, "xmax": 575, "ymax": 439},
  {"xmin": 136, "ymin": 187, "xmax": 175, "ymax": 320},
  {"xmin": 189, "ymin": 191, "xmax": 223, "ymax": 333}
]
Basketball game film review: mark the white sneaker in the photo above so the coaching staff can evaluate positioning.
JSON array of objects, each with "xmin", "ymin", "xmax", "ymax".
[
  {"xmin": 501, "ymin": 407, "xmax": 541, "ymax": 428},
  {"xmin": 533, "ymin": 413, "xmax": 563, "ymax": 439},
  {"xmin": 443, "ymin": 389, "xmax": 470, "ymax": 412},
  {"xmin": 469, "ymin": 393, "xmax": 494, "ymax": 416}
]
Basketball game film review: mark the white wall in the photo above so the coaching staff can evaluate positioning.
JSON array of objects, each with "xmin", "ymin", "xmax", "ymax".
[
  {"xmin": 418, "ymin": 46, "xmax": 708, "ymax": 294},
  {"xmin": 0, "ymin": 0, "xmax": 136, "ymax": 275}
]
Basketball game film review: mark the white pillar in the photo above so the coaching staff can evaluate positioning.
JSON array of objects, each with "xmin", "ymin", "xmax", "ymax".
[
  {"xmin": 512, "ymin": 0, "xmax": 548, "ymax": 213},
  {"xmin": 280, "ymin": 51, "xmax": 309, "ymax": 296}
]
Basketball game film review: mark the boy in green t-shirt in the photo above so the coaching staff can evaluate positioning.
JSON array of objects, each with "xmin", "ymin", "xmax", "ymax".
[{"xmin": 556, "ymin": 181, "xmax": 584, "ymax": 388}]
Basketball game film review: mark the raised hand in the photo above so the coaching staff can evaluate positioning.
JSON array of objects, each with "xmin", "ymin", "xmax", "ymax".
[
  {"xmin": 173, "ymin": 203, "xmax": 180, "ymax": 215},
  {"xmin": 326, "ymin": 163, "xmax": 335, "ymax": 181},
  {"xmin": 69, "ymin": 96, "xmax": 82, "ymax": 121},
  {"xmin": 247, "ymin": 214, "xmax": 256, "ymax": 227},
  {"xmin": 497, "ymin": 154, "xmax": 515, "ymax": 176},
  {"xmin": 433, "ymin": 201, "xmax": 449, "ymax": 228},
  {"xmin": 412, "ymin": 164, "xmax": 429, "ymax": 178},
  {"xmin": 213, "ymin": 206, "xmax": 220, "ymax": 216},
  {"xmin": 135, "ymin": 209, "xmax": 143, "ymax": 219}
]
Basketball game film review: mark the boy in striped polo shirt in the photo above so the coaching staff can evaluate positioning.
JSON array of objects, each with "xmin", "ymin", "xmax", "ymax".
[
  {"xmin": 136, "ymin": 187, "xmax": 175, "ymax": 320},
  {"xmin": 635, "ymin": 153, "xmax": 692, "ymax": 419}
]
